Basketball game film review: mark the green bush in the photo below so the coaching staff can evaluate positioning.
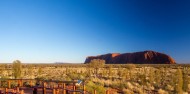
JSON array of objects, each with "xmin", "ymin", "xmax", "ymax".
[{"xmin": 86, "ymin": 81, "xmax": 106, "ymax": 94}]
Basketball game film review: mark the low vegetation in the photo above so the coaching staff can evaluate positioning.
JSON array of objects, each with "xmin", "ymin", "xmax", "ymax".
[{"xmin": 0, "ymin": 60, "xmax": 190, "ymax": 93}]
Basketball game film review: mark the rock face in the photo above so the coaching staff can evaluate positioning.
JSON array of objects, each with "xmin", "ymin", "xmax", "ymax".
[{"xmin": 84, "ymin": 51, "xmax": 176, "ymax": 64}]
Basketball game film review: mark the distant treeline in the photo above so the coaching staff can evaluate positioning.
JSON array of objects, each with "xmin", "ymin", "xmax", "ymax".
[{"xmin": 0, "ymin": 63, "xmax": 190, "ymax": 69}]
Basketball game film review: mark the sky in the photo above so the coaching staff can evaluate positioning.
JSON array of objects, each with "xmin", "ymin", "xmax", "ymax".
[{"xmin": 0, "ymin": 0, "xmax": 190, "ymax": 63}]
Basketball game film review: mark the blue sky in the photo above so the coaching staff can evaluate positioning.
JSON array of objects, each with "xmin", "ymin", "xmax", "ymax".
[{"xmin": 0, "ymin": 0, "xmax": 190, "ymax": 63}]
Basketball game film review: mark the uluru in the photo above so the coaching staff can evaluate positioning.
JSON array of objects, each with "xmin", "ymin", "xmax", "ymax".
[{"xmin": 84, "ymin": 50, "xmax": 176, "ymax": 64}]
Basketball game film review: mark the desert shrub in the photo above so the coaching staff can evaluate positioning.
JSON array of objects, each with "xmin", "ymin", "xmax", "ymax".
[
  {"xmin": 11, "ymin": 81, "xmax": 18, "ymax": 88},
  {"xmin": 125, "ymin": 82, "xmax": 134, "ymax": 90},
  {"xmin": 86, "ymin": 81, "xmax": 106, "ymax": 94},
  {"xmin": 110, "ymin": 82, "xmax": 120, "ymax": 89},
  {"xmin": 125, "ymin": 64, "xmax": 136, "ymax": 70},
  {"xmin": 77, "ymin": 73, "xmax": 86, "ymax": 80},
  {"xmin": 0, "ymin": 80, "xmax": 8, "ymax": 88},
  {"xmin": 133, "ymin": 87, "xmax": 144, "ymax": 94},
  {"xmin": 91, "ymin": 78, "xmax": 104, "ymax": 86},
  {"xmin": 67, "ymin": 73, "xmax": 83, "ymax": 80},
  {"xmin": 23, "ymin": 82, "xmax": 31, "ymax": 87},
  {"xmin": 165, "ymin": 84, "xmax": 174, "ymax": 92},
  {"xmin": 158, "ymin": 89, "xmax": 168, "ymax": 94},
  {"xmin": 133, "ymin": 82, "xmax": 140, "ymax": 88},
  {"xmin": 146, "ymin": 83, "xmax": 154, "ymax": 90},
  {"xmin": 104, "ymin": 80, "xmax": 112, "ymax": 87},
  {"xmin": 35, "ymin": 76, "xmax": 47, "ymax": 81},
  {"xmin": 123, "ymin": 89, "xmax": 134, "ymax": 94}
]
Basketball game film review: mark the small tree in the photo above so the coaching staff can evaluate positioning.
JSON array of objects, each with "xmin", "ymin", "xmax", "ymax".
[
  {"xmin": 148, "ymin": 68, "xmax": 155, "ymax": 84},
  {"xmin": 12, "ymin": 60, "xmax": 22, "ymax": 79},
  {"xmin": 88, "ymin": 59, "xmax": 105, "ymax": 76},
  {"xmin": 85, "ymin": 66, "xmax": 92, "ymax": 77},
  {"xmin": 126, "ymin": 64, "xmax": 136, "ymax": 80},
  {"xmin": 108, "ymin": 65, "xmax": 114, "ymax": 79},
  {"xmin": 27, "ymin": 65, "xmax": 34, "ymax": 79},
  {"xmin": 38, "ymin": 67, "xmax": 43, "ymax": 76},
  {"xmin": 154, "ymin": 69, "xmax": 161, "ymax": 88},
  {"xmin": 182, "ymin": 68, "xmax": 189, "ymax": 92},
  {"xmin": 174, "ymin": 68, "xmax": 183, "ymax": 93},
  {"xmin": 118, "ymin": 67, "xmax": 125, "ymax": 79}
]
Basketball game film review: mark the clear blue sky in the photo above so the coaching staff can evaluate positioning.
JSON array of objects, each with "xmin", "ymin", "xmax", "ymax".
[{"xmin": 0, "ymin": 0, "xmax": 190, "ymax": 63}]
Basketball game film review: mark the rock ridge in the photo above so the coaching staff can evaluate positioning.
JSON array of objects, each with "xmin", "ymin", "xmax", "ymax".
[{"xmin": 84, "ymin": 50, "xmax": 176, "ymax": 64}]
